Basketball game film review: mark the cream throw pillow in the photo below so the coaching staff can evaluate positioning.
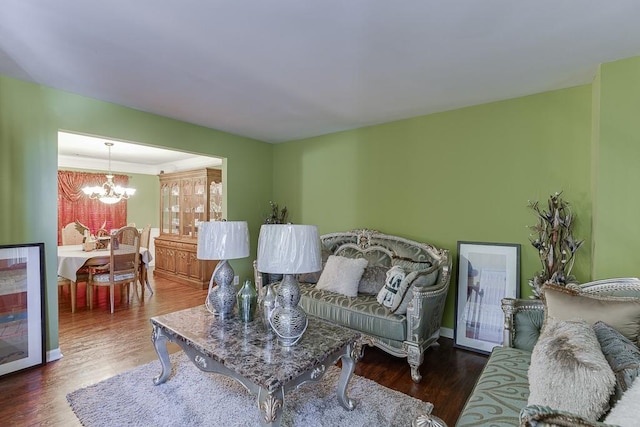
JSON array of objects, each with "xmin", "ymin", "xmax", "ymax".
[
  {"xmin": 315, "ymin": 255, "xmax": 368, "ymax": 297},
  {"xmin": 527, "ymin": 319, "xmax": 616, "ymax": 421},
  {"xmin": 543, "ymin": 284, "xmax": 640, "ymax": 344}
]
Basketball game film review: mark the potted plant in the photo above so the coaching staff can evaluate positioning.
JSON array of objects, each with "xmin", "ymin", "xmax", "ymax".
[
  {"xmin": 264, "ymin": 201, "xmax": 288, "ymax": 224},
  {"xmin": 528, "ymin": 192, "xmax": 584, "ymax": 298}
]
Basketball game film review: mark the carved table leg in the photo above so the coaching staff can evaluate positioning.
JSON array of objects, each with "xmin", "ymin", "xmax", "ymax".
[
  {"xmin": 257, "ymin": 386, "xmax": 284, "ymax": 426},
  {"xmin": 337, "ymin": 343, "xmax": 357, "ymax": 410},
  {"xmin": 151, "ymin": 324, "xmax": 172, "ymax": 385}
]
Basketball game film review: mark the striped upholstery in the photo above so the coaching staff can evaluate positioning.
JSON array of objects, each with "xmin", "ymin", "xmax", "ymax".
[{"xmin": 298, "ymin": 282, "xmax": 406, "ymax": 342}]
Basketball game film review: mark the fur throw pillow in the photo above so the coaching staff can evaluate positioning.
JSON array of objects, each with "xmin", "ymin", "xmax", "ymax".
[
  {"xmin": 527, "ymin": 319, "xmax": 616, "ymax": 421},
  {"xmin": 315, "ymin": 255, "xmax": 367, "ymax": 297}
]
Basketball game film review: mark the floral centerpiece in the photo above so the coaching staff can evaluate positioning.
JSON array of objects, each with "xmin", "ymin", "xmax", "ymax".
[{"xmin": 528, "ymin": 192, "xmax": 584, "ymax": 298}]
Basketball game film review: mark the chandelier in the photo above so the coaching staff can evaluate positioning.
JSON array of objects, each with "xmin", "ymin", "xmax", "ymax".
[{"xmin": 82, "ymin": 142, "xmax": 136, "ymax": 204}]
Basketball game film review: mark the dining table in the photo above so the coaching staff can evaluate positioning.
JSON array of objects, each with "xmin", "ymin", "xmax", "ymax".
[{"xmin": 57, "ymin": 244, "xmax": 153, "ymax": 313}]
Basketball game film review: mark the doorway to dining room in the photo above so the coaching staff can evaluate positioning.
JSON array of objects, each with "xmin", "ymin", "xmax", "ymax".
[
  {"xmin": 56, "ymin": 130, "xmax": 224, "ymax": 313},
  {"xmin": 57, "ymin": 131, "xmax": 224, "ymax": 243}
]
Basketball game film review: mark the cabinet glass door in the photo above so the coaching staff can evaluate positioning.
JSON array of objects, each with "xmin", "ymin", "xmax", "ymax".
[
  {"xmin": 181, "ymin": 178, "xmax": 194, "ymax": 238},
  {"xmin": 193, "ymin": 178, "xmax": 207, "ymax": 237},
  {"xmin": 170, "ymin": 183, "xmax": 180, "ymax": 235},
  {"xmin": 161, "ymin": 184, "xmax": 171, "ymax": 234},
  {"xmin": 210, "ymin": 181, "xmax": 223, "ymax": 221}
]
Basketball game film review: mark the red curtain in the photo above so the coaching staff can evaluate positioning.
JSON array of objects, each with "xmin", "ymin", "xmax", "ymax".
[{"xmin": 57, "ymin": 170, "xmax": 128, "ymax": 245}]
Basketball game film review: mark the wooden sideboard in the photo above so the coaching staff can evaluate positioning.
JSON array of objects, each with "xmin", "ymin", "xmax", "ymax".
[
  {"xmin": 153, "ymin": 168, "xmax": 222, "ymax": 289},
  {"xmin": 153, "ymin": 236, "xmax": 217, "ymax": 289}
]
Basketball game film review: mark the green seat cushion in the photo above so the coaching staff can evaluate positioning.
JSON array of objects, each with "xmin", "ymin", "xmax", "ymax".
[
  {"xmin": 456, "ymin": 346, "xmax": 531, "ymax": 427},
  {"xmin": 298, "ymin": 283, "xmax": 406, "ymax": 342}
]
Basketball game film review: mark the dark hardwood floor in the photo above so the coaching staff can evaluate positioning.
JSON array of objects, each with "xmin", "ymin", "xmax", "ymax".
[{"xmin": 0, "ymin": 273, "xmax": 487, "ymax": 426}]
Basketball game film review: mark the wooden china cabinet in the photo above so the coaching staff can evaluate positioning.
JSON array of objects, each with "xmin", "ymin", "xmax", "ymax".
[{"xmin": 153, "ymin": 168, "xmax": 223, "ymax": 289}]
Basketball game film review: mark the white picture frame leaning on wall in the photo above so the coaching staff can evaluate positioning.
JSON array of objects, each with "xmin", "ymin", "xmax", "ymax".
[
  {"xmin": 0, "ymin": 243, "xmax": 46, "ymax": 377},
  {"xmin": 454, "ymin": 241, "xmax": 520, "ymax": 354}
]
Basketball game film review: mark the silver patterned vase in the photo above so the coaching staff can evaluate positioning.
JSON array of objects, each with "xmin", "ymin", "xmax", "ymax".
[
  {"xmin": 268, "ymin": 274, "xmax": 308, "ymax": 346},
  {"xmin": 207, "ymin": 260, "xmax": 236, "ymax": 318}
]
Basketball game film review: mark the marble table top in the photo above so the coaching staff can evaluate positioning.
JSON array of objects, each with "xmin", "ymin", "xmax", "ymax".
[{"xmin": 150, "ymin": 305, "xmax": 359, "ymax": 393}]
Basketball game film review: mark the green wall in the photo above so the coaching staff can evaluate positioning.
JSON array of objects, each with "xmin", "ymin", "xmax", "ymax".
[
  {"xmin": 593, "ymin": 56, "xmax": 640, "ymax": 278},
  {"xmin": 0, "ymin": 75, "xmax": 273, "ymax": 352},
  {"xmin": 125, "ymin": 172, "xmax": 161, "ymax": 228},
  {"xmin": 5, "ymin": 53, "xmax": 640, "ymax": 352},
  {"xmin": 273, "ymin": 85, "xmax": 594, "ymax": 329}
]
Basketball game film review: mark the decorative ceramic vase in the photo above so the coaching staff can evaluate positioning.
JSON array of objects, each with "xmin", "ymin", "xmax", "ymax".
[{"xmin": 237, "ymin": 280, "xmax": 257, "ymax": 322}]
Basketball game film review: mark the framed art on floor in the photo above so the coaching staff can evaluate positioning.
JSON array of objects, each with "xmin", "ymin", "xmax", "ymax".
[
  {"xmin": 454, "ymin": 241, "xmax": 520, "ymax": 354},
  {"xmin": 0, "ymin": 243, "xmax": 46, "ymax": 377}
]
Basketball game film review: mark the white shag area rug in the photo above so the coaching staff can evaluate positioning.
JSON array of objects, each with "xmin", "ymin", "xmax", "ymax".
[{"xmin": 67, "ymin": 352, "xmax": 430, "ymax": 427}]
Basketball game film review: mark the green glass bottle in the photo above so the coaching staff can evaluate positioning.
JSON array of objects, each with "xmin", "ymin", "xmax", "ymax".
[{"xmin": 237, "ymin": 279, "xmax": 257, "ymax": 322}]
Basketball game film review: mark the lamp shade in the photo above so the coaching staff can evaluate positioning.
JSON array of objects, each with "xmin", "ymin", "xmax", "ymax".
[
  {"xmin": 197, "ymin": 221, "xmax": 250, "ymax": 260},
  {"xmin": 257, "ymin": 224, "xmax": 321, "ymax": 274}
]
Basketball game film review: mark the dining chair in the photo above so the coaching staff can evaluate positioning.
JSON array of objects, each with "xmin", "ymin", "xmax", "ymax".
[
  {"xmin": 60, "ymin": 220, "xmax": 91, "ymax": 311},
  {"xmin": 59, "ymin": 272, "xmax": 94, "ymax": 313},
  {"xmin": 137, "ymin": 223, "xmax": 154, "ymax": 296},
  {"xmin": 140, "ymin": 224, "xmax": 151, "ymax": 249},
  {"xmin": 58, "ymin": 275, "xmax": 71, "ymax": 298},
  {"xmin": 88, "ymin": 226, "xmax": 141, "ymax": 313},
  {"xmin": 61, "ymin": 221, "xmax": 87, "ymax": 245}
]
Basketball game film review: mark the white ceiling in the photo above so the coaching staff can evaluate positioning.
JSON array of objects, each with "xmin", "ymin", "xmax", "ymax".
[
  {"xmin": 3, "ymin": 1, "xmax": 640, "ymax": 143},
  {"xmin": 58, "ymin": 132, "xmax": 222, "ymax": 175}
]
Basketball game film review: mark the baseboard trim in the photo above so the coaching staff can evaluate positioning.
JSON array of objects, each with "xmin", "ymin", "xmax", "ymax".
[
  {"xmin": 47, "ymin": 348, "xmax": 63, "ymax": 362},
  {"xmin": 439, "ymin": 327, "xmax": 453, "ymax": 339}
]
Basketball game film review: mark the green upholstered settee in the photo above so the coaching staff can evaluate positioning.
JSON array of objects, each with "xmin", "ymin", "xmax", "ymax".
[
  {"xmin": 255, "ymin": 229, "xmax": 451, "ymax": 383},
  {"xmin": 456, "ymin": 277, "xmax": 640, "ymax": 427}
]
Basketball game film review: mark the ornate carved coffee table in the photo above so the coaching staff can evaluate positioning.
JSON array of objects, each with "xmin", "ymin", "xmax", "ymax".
[{"xmin": 150, "ymin": 305, "xmax": 360, "ymax": 426}]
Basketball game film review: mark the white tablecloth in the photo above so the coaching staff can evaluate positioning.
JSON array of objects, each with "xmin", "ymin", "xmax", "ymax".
[{"xmin": 57, "ymin": 245, "xmax": 153, "ymax": 282}]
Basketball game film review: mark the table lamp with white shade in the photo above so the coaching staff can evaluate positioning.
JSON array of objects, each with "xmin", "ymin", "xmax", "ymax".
[
  {"xmin": 257, "ymin": 224, "xmax": 322, "ymax": 346},
  {"xmin": 197, "ymin": 221, "xmax": 250, "ymax": 318}
]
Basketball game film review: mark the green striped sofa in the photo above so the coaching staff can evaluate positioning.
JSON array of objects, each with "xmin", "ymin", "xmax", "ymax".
[{"xmin": 456, "ymin": 278, "xmax": 640, "ymax": 427}]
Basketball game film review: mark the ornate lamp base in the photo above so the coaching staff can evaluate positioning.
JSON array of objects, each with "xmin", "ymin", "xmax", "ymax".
[
  {"xmin": 206, "ymin": 259, "xmax": 236, "ymax": 318},
  {"xmin": 268, "ymin": 274, "xmax": 308, "ymax": 346}
]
